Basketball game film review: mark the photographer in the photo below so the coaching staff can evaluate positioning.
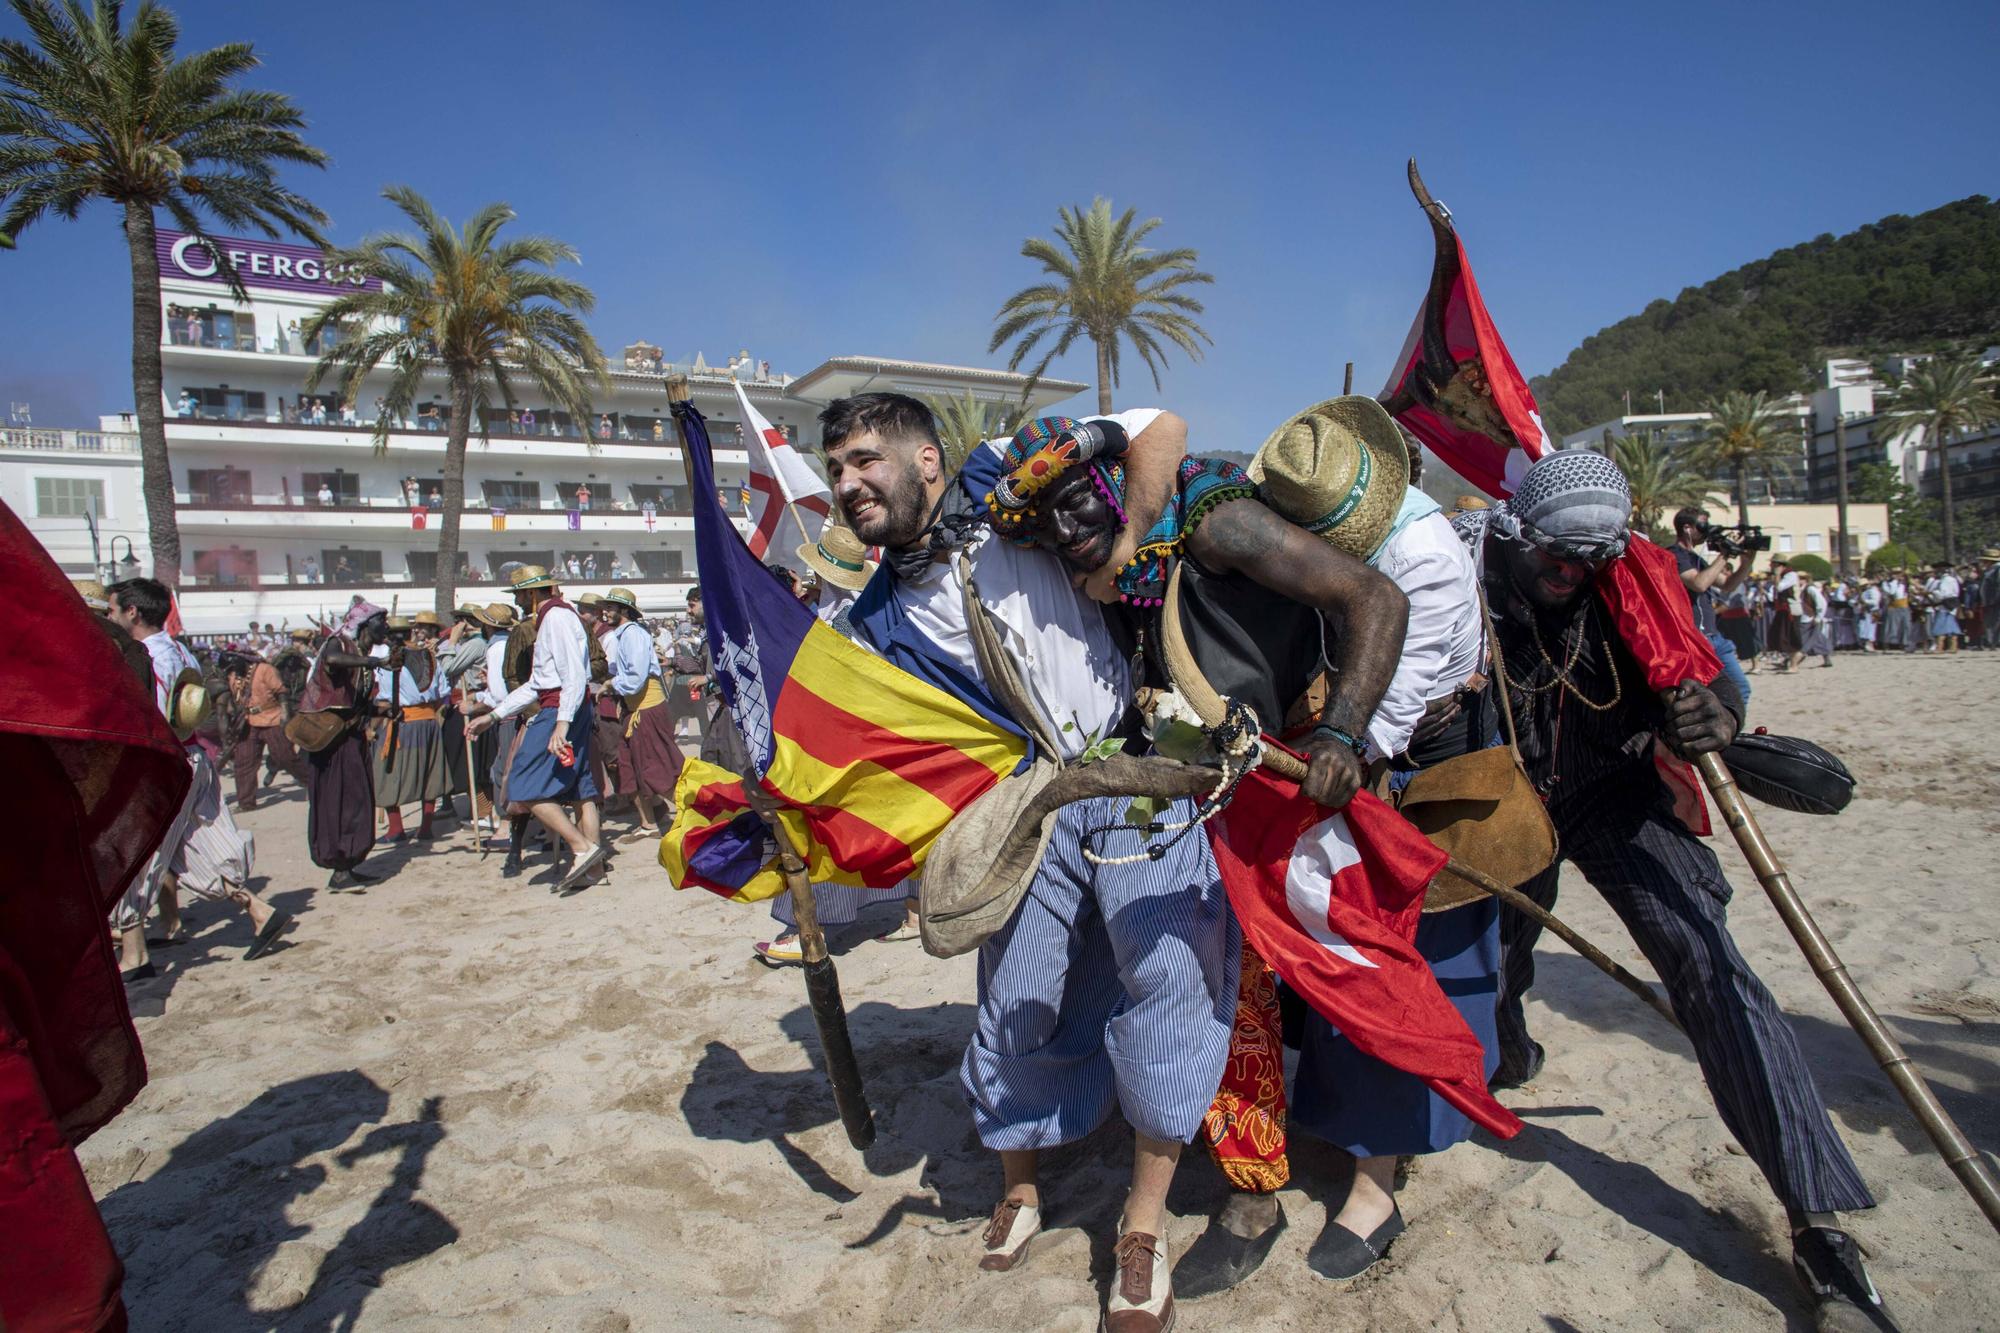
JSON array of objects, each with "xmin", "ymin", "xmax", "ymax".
[{"xmin": 1673, "ymin": 507, "xmax": 1756, "ymax": 711}]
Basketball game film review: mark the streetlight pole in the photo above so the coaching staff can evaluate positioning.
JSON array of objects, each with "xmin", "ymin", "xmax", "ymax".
[{"xmin": 1834, "ymin": 411, "xmax": 1852, "ymax": 578}]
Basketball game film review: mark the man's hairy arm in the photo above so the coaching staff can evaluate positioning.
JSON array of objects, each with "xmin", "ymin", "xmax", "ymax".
[{"xmin": 1191, "ymin": 498, "xmax": 1409, "ymax": 804}]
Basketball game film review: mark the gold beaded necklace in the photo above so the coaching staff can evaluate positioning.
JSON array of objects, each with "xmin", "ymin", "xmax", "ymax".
[{"xmin": 1529, "ymin": 605, "xmax": 1623, "ymax": 713}]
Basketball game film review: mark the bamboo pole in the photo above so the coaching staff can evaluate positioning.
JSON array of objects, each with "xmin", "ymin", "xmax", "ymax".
[
  {"xmin": 460, "ymin": 685, "xmax": 485, "ymax": 857},
  {"xmin": 1691, "ymin": 745, "xmax": 2000, "ymax": 1234}
]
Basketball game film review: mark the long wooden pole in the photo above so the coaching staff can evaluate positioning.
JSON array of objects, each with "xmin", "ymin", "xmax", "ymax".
[
  {"xmin": 460, "ymin": 685, "xmax": 485, "ymax": 857},
  {"xmin": 1692, "ymin": 743, "xmax": 2000, "ymax": 1233},
  {"xmin": 669, "ymin": 375, "xmax": 874, "ymax": 1150}
]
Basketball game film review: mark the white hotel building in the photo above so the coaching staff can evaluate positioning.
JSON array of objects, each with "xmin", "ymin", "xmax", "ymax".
[{"xmin": 3, "ymin": 229, "xmax": 1085, "ymax": 634}]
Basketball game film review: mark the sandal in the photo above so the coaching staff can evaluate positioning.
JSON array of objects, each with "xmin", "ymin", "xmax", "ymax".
[{"xmin": 754, "ymin": 936, "xmax": 804, "ymax": 967}]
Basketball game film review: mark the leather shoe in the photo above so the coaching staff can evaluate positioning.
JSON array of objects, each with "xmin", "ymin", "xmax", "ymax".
[
  {"xmin": 1173, "ymin": 1198, "xmax": 1285, "ymax": 1297},
  {"xmin": 1793, "ymin": 1227, "xmax": 1899, "ymax": 1331}
]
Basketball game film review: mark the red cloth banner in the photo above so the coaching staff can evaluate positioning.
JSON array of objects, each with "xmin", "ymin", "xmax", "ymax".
[
  {"xmin": 411, "ymin": 507, "xmax": 427, "ymax": 531},
  {"xmin": 1383, "ymin": 224, "xmax": 1551, "ymax": 500},
  {"xmin": 1205, "ymin": 769, "xmax": 1522, "ymax": 1140}
]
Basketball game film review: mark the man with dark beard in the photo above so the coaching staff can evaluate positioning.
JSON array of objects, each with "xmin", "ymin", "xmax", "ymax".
[
  {"xmin": 1457, "ymin": 450, "xmax": 1890, "ymax": 1333},
  {"xmin": 827, "ymin": 393, "xmax": 1399, "ymax": 1333},
  {"xmin": 303, "ymin": 602, "xmax": 391, "ymax": 892}
]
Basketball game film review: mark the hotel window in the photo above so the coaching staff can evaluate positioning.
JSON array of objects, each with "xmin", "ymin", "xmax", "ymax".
[
  {"xmin": 191, "ymin": 549, "xmax": 260, "ymax": 587},
  {"xmin": 187, "ymin": 467, "xmax": 253, "ymax": 504},
  {"xmin": 1777, "ymin": 533, "xmax": 1794, "ymax": 553},
  {"xmin": 630, "ymin": 549, "xmax": 684, "ymax": 579},
  {"xmin": 405, "ymin": 551, "xmax": 478, "ymax": 583},
  {"xmin": 492, "ymin": 551, "xmax": 555, "ymax": 583},
  {"xmin": 1866, "ymin": 532, "xmax": 1884, "ymax": 550},
  {"xmin": 628, "ymin": 483, "xmax": 686, "ymax": 510},
  {"xmin": 480, "ymin": 480, "xmax": 541, "ymax": 509},
  {"xmin": 302, "ymin": 470, "xmax": 360, "ymax": 505},
  {"xmin": 34, "ymin": 476, "xmax": 104, "ymax": 517},
  {"xmin": 176, "ymin": 385, "xmax": 268, "ymax": 421},
  {"xmin": 321, "ymin": 549, "xmax": 385, "ymax": 585},
  {"xmin": 1805, "ymin": 532, "xmax": 1823, "ymax": 553}
]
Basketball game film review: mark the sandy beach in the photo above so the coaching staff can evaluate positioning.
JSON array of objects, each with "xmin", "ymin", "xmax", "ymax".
[{"xmin": 80, "ymin": 651, "xmax": 2000, "ymax": 1331}]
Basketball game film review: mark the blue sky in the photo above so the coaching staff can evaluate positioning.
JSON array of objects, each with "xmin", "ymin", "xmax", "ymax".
[{"xmin": 3, "ymin": 0, "xmax": 1996, "ymax": 444}]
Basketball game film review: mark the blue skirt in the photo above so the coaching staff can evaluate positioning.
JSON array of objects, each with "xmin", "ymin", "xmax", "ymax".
[
  {"xmin": 1930, "ymin": 608, "xmax": 1962, "ymax": 637},
  {"xmin": 505, "ymin": 707, "xmax": 601, "ymax": 805},
  {"xmin": 1290, "ymin": 897, "xmax": 1501, "ymax": 1158}
]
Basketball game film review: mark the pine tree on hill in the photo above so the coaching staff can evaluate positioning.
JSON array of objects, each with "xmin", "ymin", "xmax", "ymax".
[{"xmin": 1532, "ymin": 196, "xmax": 2000, "ymax": 436}]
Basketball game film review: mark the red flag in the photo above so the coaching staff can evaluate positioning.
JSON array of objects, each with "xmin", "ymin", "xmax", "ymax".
[
  {"xmin": 1597, "ymin": 534, "xmax": 1724, "ymax": 835},
  {"xmin": 1381, "ymin": 162, "xmax": 1551, "ymax": 499},
  {"xmin": 163, "ymin": 586, "xmax": 184, "ymax": 637},
  {"xmin": 1, "ymin": 497, "xmax": 190, "ymax": 1330},
  {"xmin": 411, "ymin": 507, "xmax": 427, "ymax": 531},
  {"xmin": 1205, "ymin": 768, "xmax": 1523, "ymax": 1140}
]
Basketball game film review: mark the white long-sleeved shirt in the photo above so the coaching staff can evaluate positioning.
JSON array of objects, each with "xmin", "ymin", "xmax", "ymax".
[
  {"xmin": 607, "ymin": 620, "xmax": 661, "ymax": 697},
  {"xmin": 478, "ymin": 636, "xmax": 510, "ymax": 710},
  {"xmin": 1364, "ymin": 506, "xmax": 1484, "ymax": 761},
  {"xmin": 141, "ymin": 629, "xmax": 200, "ymax": 717},
  {"xmin": 493, "ymin": 602, "xmax": 588, "ymax": 721},
  {"xmin": 374, "ymin": 655, "xmax": 448, "ymax": 707}
]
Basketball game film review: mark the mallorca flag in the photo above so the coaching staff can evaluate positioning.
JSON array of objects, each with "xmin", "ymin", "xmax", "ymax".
[
  {"xmin": 731, "ymin": 376, "xmax": 831, "ymax": 559},
  {"xmin": 660, "ymin": 399, "xmax": 1024, "ymax": 901},
  {"xmin": 1207, "ymin": 767, "xmax": 1523, "ymax": 1139},
  {"xmin": 490, "ymin": 507, "xmax": 506, "ymax": 532},
  {"xmin": 1381, "ymin": 161, "xmax": 1551, "ymax": 500}
]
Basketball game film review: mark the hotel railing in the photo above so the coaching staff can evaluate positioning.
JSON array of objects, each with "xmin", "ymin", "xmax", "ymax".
[{"xmin": 0, "ymin": 427, "xmax": 140, "ymax": 453}]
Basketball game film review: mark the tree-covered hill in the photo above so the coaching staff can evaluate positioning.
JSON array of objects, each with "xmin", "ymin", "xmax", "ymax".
[{"xmin": 1531, "ymin": 195, "xmax": 2000, "ymax": 436}]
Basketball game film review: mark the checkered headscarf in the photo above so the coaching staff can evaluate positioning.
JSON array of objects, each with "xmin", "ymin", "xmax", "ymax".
[{"xmin": 1452, "ymin": 449, "xmax": 1631, "ymax": 561}]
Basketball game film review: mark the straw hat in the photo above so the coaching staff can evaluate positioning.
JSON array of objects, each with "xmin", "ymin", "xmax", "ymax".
[
  {"xmin": 165, "ymin": 666, "xmax": 211, "ymax": 741},
  {"xmin": 1981, "ymin": 547, "xmax": 2000, "ymax": 562},
  {"xmin": 72, "ymin": 578, "xmax": 110, "ymax": 612},
  {"xmin": 1452, "ymin": 494, "xmax": 1490, "ymax": 512},
  {"xmin": 797, "ymin": 521, "xmax": 878, "ymax": 593},
  {"xmin": 289, "ymin": 627, "xmax": 316, "ymax": 642},
  {"xmin": 477, "ymin": 602, "xmax": 518, "ymax": 630},
  {"xmin": 412, "ymin": 610, "xmax": 442, "ymax": 628},
  {"xmin": 576, "ymin": 592, "xmax": 605, "ymax": 608},
  {"xmin": 602, "ymin": 586, "xmax": 643, "ymax": 613},
  {"xmin": 1249, "ymin": 396, "xmax": 1409, "ymax": 561},
  {"xmin": 509, "ymin": 563, "xmax": 558, "ymax": 592},
  {"xmin": 452, "ymin": 602, "xmax": 484, "ymax": 621},
  {"xmin": 385, "ymin": 614, "xmax": 412, "ymax": 631}
]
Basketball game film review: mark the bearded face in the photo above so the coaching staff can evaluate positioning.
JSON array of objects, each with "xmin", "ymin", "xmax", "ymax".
[
  {"xmin": 1025, "ymin": 468, "xmax": 1122, "ymax": 574},
  {"xmin": 1499, "ymin": 537, "xmax": 1599, "ymax": 613},
  {"xmin": 826, "ymin": 430, "xmax": 938, "ymax": 550}
]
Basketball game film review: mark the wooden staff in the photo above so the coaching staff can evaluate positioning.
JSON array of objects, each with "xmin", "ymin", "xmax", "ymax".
[
  {"xmin": 460, "ymin": 685, "xmax": 485, "ymax": 856},
  {"xmin": 742, "ymin": 781, "xmax": 876, "ymax": 1151},
  {"xmin": 667, "ymin": 373, "xmax": 874, "ymax": 1150},
  {"xmin": 1688, "ymin": 739, "xmax": 2000, "ymax": 1233}
]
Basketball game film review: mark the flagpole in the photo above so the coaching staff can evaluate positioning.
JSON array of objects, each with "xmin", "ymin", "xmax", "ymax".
[
  {"xmin": 667, "ymin": 375, "xmax": 875, "ymax": 1150},
  {"xmin": 1683, "ymin": 734, "xmax": 2000, "ymax": 1234}
]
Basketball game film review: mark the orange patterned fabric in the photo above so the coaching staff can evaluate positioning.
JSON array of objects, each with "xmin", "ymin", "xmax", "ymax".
[{"xmin": 1201, "ymin": 939, "xmax": 1290, "ymax": 1192}]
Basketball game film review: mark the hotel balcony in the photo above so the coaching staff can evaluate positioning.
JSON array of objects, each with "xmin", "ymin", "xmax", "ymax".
[
  {"xmin": 162, "ymin": 415, "xmax": 753, "ymax": 468},
  {"xmin": 171, "ymin": 498, "xmax": 732, "ymax": 537}
]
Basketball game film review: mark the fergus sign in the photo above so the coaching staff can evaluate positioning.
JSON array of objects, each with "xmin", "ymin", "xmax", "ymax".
[{"xmin": 155, "ymin": 229, "xmax": 381, "ymax": 295}]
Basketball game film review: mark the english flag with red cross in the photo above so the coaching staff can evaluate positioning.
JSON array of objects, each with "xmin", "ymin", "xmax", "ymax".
[{"xmin": 731, "ymin": 377, "xmax": 830, "ymax": 558}]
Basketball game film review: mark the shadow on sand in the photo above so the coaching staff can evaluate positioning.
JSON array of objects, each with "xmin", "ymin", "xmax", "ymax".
[{"xmin": 101, "ymin": 1070, "xmax": 457, "ymax": 1332}]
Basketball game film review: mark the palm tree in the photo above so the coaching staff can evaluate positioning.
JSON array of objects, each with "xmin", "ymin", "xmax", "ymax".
[
  {"xmin": 989, "ymin": 197, "xmax": 1213, "ymax": 414},
  {"xmin": 303, "ymin": 187, "xmax": 607, "ymax": 615},
  {"xmin": 1688, "ymin": 390, "xmax": 1802, "ymax": 525},
  {"xmin": 0, "ymin": 0, "xmax": 327, "ymax": 586},
  {"xmin": 1869, "ymin": 351, "xmax": 2000, "ymax": 563},
  {"xmin": 923, "ymin": 390, "xmax": 1027, "ymax": 475},
  {"xmin": 1607, "ymin": 430, "xmax": 1710, "ymax": 539}
]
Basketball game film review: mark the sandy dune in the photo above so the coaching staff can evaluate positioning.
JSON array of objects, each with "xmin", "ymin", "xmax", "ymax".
[{"xmin": 80, "ymin": 651, "xmax": 2000, "ymax": 1330}]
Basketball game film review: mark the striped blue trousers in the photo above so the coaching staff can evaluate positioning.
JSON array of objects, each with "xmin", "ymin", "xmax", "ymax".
[
  {"xmin": 1498, "ymin": 792, "xmax": 1875, "ymax": 1215},
  {"xmin": 961, "ymin": 796, "xmax": 1240, "ymax": 1151}
]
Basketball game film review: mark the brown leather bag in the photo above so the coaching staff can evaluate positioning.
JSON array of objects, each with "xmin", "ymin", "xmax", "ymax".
[
  {"xmin": 1400, "ymin": 586, "xmax": 1558, "ymax": 912},
  {"xmin": 283, "ymin": 707, "xmax": 350, "ymax": 754}
]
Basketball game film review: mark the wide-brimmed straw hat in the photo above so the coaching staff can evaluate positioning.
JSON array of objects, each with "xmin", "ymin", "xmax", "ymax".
[
  {"xmin": 385, "ymin": 614, "xmax": 412, "ymax": 631},
  {"xmin": 166, "ymin": 666, "xmax": 211, "ymax": 740},
  {"xmin": 1249, "ymin": 396, "xmax": 1409, "ymax": 561},
  {"xmin": 576, "ymin": 592, "xmax": 606, "ymax": 610},
  {"xmin": 477, "ymin": 602, "xmax": 518, "ymax": 629},
  {"xmin": 509, "ymin": 564, "xmax": 558, "ymax": 592},
  {"xmin": 797, "ymin": 521, "xmax": 878, "ymax": 593},
  {"xmin": 453, "ymin": 602, "xmax": 484, "ymax": 621},
  {"xmin": 412, "ymin": 610, "xmax": 442, "ymax": 628},
  {"xmin": 1981, "ymin": 547, "xmax": 2000, "ymax": 562},
  {"xmin": 72, "ymin": 578, "xmax": 110, "ymax": 612},
  {"xmin": 289, "ymin": 627, "xmax": 316, "ymax": 642},
  {"xmin": 601, "ymin": 586, "xmax": 643, "ymax": 613}
]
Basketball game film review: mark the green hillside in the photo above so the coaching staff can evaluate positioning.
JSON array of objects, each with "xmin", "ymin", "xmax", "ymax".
[{"xmin": 1531, "ymin": 195, "xmax": 2000, "ymax": 436}]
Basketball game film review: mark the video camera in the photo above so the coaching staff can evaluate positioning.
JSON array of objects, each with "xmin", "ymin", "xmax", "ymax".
[{"xmin": 1699, "ymin": 522, "xmax": 1771, "ymax": 558}]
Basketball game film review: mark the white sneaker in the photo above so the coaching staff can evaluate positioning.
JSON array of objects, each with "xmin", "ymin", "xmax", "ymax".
[{"xmin": 1105, "ymin": 1227, "xmax": 1174, "ymax": 1332}]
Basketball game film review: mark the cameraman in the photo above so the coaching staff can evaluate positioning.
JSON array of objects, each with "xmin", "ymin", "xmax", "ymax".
[{"xmin": 1673, "ymin": 506, "xmax": 1755, "ymax": 711}]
